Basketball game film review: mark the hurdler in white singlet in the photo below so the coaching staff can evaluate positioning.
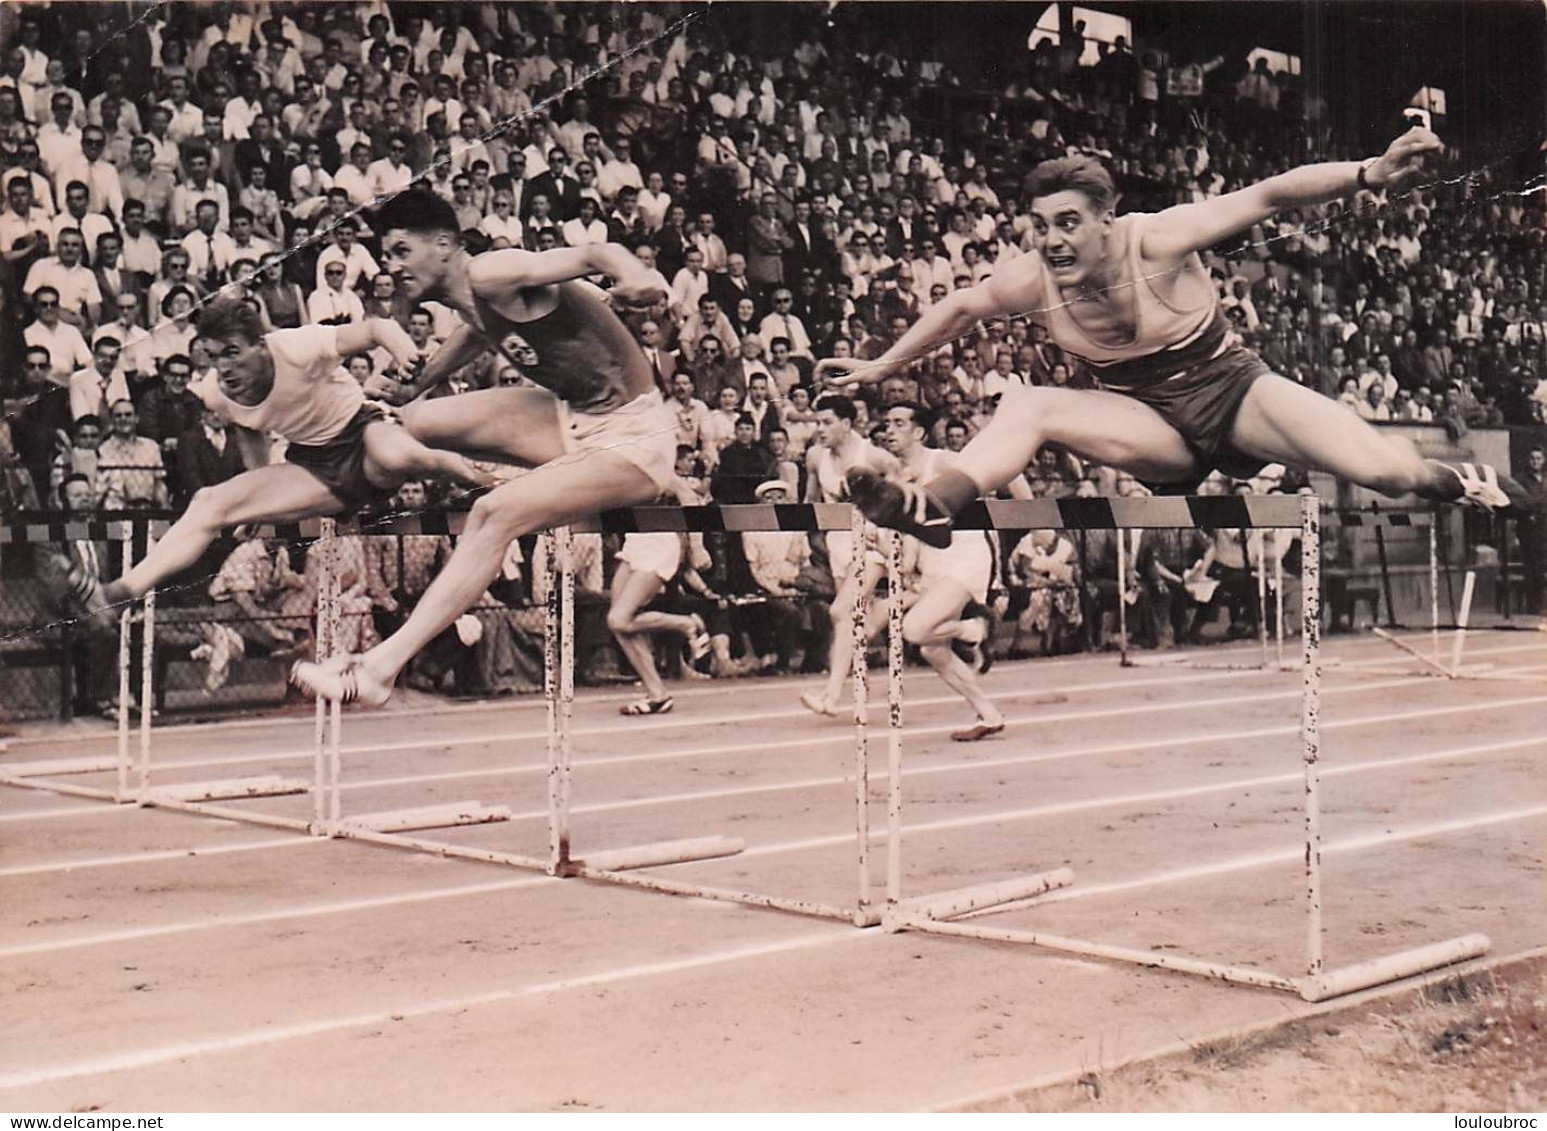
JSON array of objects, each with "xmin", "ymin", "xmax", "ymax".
[{"xmin": 190, "ymin": 324, "xmax": 362, "ymax": 445}]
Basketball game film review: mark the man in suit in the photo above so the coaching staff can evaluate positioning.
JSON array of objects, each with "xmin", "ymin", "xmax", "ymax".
[
  {"xmin": 785, "ymin": 198, "xmax": 831, "ymax": 281},
  {"xmin": 233, "ymin": 114, "xmax": 289, "ymax": 195},
  {"xmin": 637, "ymin": 319, "xmax": 677, "ymax": 394},
  {"xmin": 710, "ymin": 252, "xmax": 755, "ymax": 314},
  {"xmin": 524, "ymin": 146, "xmax": 582, "ymax": 222},
  {"xmin": 176, "ymin": 405, "xmax": 246, "ymax": 506},
  {"xmin": 884, "ymin": 195, "xmax": 922, "ymax": 259},
  {"xmin": 91, "ymin": 230, "xmax": 145, "ymax": 328}
]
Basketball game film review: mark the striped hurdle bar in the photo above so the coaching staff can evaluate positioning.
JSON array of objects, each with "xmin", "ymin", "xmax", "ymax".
[{"xmin": 876, "ymin": 493, "xmax": 1490, "ymax": 1002}]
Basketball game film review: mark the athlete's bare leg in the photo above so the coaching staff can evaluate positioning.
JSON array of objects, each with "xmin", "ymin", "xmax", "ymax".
[
  {"xmin": 399, "ymin": 387, "xmax": 570, "ymax": 467},
  {"xmin": 805, "ymin": 557, "xmax": 886, "ymax": 713},
  {"xmin": 956, "ymin": 385, "xmax": 1202, "ymax": 493},
  {"xmin": 361, "ymin": 420, "xmax": 498, "ymax": 491},
  {"xmin": 607, "ymin": 560, "xmax": 705, "ymax": 707},
  {"xmin": 1228, "ymin": 373, "xmax": 1516, "ymax": 504},
  {"xmin": 904, "ymin": 580, "xmax": 1003, "ymax": 732},
  {"xmin": 102, "ymin": 464, "xmax": 345, "ymax": 604},
  {"xmin": 293, "ymin": 448, "xmax": 660, "ymax": 705}
]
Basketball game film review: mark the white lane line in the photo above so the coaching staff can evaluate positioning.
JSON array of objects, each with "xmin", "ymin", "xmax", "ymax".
[
  {"xmin": 0, "ymin": 837, "xmax": 317, "ymax": 880},
  {"xmin": 14, "ymin": 637, "xmax": 1541, "ymax": 772},
  {"xmin": 0, "ymin": 875, "xmax": 552, "ymax": 960},
  {"xmin": 0, "ymin": 805, "xmax": 137, "ymax": 825},
  {"xmin": 0, "ymin": 929, "xmax": 868, "ymax": 1092},
  {"xmin": 320, "ymin": 673, "xmax": 1547, "ymax": 793},
  {"xmin": 6, "ymin": 728, "xmax": 1541, "ymax": 961},
  {"xmin": 1034, "ymin": 802, "xmax": 1547, "ymax": 908},
  {"xmin": 1, "ymin": 801, "xmax": 1541, "ymax": 1092},
  {"xmin": 744, "ymin": 731, "xmax": 1547, "ymax": 858},
  {"xmin": 3, "ymin": 631, "xmax": 1341, "ymax": 747},
  {"xmin": 6, "ymin": 684, "xmax": 1542, "ymax": 882},
  {"xmin": 490, "ymin": 723, "xmax": 1547, "ymax": 824}
]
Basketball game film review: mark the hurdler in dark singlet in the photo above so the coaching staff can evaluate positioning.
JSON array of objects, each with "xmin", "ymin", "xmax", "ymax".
[
  {"xmin": 472, "ymin": 277, "xmax": 677, "ymax": 489},
  {"xmin": 473, "ymin": 280, "xmax": 654, "ymax": 413}
]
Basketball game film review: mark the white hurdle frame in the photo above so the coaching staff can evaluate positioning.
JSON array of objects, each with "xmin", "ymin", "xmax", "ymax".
[{"xmin": 882, "ymin": 493, "xmax": 1491, "ymax": 1001}]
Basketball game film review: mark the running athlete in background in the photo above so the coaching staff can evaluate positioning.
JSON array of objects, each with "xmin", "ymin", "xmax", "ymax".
[
  {"xmin": 817, "ymin": 128, "xmax": 1529, "ymax": 546},
  {"xmin": 291, "ymin": 190, "xmax": 675, "ymax": 706},
  {"xmin": 98, "ymin": 298, "xmax": 492, "ymax": 608}
]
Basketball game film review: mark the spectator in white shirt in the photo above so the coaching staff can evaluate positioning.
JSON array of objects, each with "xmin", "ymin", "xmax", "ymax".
[
  {"xmin": 24, "ymin": 228, "xmax": 101, "ymax": 326},
  {"xmin": 169, "ymin": 148, "xmax": 230, "ymax": 233},
  {"xmin": 36, "ymin": 92, "xmax": 82, "ymax": 177},
  {"xmin": 313, "ymin": 219, "xmax": 379, "ymax": 292},
  {"xmin": 333, "ymin": 143, "xmax": 376, "ymax": 207},
  {"xmin": 52, "ymin": 127, "xmax": 124, "ymax": 219},
  {"xmin": 0, "ymin": 176, "xmax": 50, "ymax": 264},
  {"xmin": 759, "ymin": 289, "xmax": 814, "ymax": 360},
  {"xmin": 367, "ymin": 136, "xmax": 414, "ymax": 198},
  {"xmin": 25, "ymin": 286, "xmax": 93, "ymax": 384},
  {"xmin": 597, "ymin": 136, "xmax": 644, "ymax": 203},
  {"xmin": 637, "ymin": 170, "xmax": 671, "ymax": 231},
  {"xmin": 160, "ymin": 75, "xmax": 204, "ymax": 144},
  {"xmin": 181, "ymin": 200, "xmax": 237, "ymax": 288},
  {"xmin": 669, "ymin": 247, "xmax": 711, "ymax": 321},
  {"xmin": 69, "ymin": 336, "xmax": 130, "ymax": 423},
  {"xmin": 479, "ymin": 190, "xmax": 524, "ymax": 250},
  {"xmin": 560, "ymin": 198, "xmax": 608, "ymax": 248},
  {"xmin": 308, "ymin": 260, "xmax": 365, "ymax": 325}
]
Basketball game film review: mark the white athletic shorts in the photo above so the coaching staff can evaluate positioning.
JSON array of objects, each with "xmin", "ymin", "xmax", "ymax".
[
  {"xmin": 918, "ymin": 532, "xmax": 995, "ymax": 603},
  {"xmin": 558, "ymin": 389, "xmax": 678, "ymax": 492},
  {"xmin": 617, "ymin": 532, "xmax": 683, "ymax": 582},
  {"xmin": 827, "ymin": 529, "xmax": 885, "ymax": 589}
]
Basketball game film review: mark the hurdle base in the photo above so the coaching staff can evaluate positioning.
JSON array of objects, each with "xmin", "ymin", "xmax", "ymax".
[
  {"xmin": 565, "ymin": 835, "xmax": 745, "ymax": 874},
  {"xmin": 1, "ymin": 756, "xmax": 118, "ymax": 778},
  {"xmin": 143, "ymin": 775, "xmax": 309, "ymax": 803},
  {"xmin": 0, "ymin": 771, "xmax": 123, "ymax": 801},
  {"xmin": 145, "ymin": 794, "xmax": 314, "ymax": 832},
  {"xmin": 892, "ymin": 916, "xmax": 1300, "ymax": 993},
  {"xmin": 883, "ymin": 868, "xmax": 1075, "ymax": 932},
  {"xmin": 1298, "ymin": 934, "xmax": 1491, "ymax": 1002},
  {"xmin": 336, "ymin": 802, "xmax": 511, "ymax": 834}
]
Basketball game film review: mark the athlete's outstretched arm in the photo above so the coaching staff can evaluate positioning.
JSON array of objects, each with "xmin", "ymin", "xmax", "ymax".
[
  {"xmin": 1142, "ymin": 126, "xmax": 1443, "ymax": 261},
  {"xmin": 816, "ymin": 259, "xmax": 1046, "ymax": 388}
]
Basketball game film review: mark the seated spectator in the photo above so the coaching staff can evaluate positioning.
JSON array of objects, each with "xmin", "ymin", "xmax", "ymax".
[
  {"xmin": 24, "ymin": 286, "xmax": 93, "ymax": 387},
  {"xmin": 308, "ymin": 259, "xmax": 365, "ymax": 325},
  {"xmin": 137, "ymin": 352, "xmax": 203, "ymax": 456},
  {"xmin": 1007, "ymin": 528, "xmax": 1083, "ymax": 657},
  {"xmin": 94, "ymin": 399, "xmax": 169, "ymax": 510},
  {"xmin": 176, "ymin": 405, "xmax": 245, "ymax": 507},
  {"xmin": 711, "ymin": 413, "xmax": 777, "ymax": 504},
  {"xmin": 207, "ymin": 529, "xmax": 310, "ymax": 657},
  {"xmin": 34, "ymin": 474, "xmax": 122, "ymax": 717},
  {"xmin": 68, "ymin": 334, "xmax": 129, "ymax": 422}
]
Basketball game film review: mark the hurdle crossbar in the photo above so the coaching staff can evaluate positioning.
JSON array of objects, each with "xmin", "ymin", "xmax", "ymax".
[{"xmin": 882, "ymin": 493, "xmax": 1490, "ymax": 1001}]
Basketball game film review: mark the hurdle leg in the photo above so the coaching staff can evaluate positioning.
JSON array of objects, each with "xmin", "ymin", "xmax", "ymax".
[
  {"xmin": 1274, "ymin": 531, "xmax": 1285, "ymax": 666},
  {"xmin": 1117, "ymin": 528, "xmax": 1130, "ymax": 664},
  {"xmin": 557, "ymin": 527, "xmax": 576, "ymax": 873},
  {"xmin": 1450, "ymin": 570, "xmax": 1475, "ymax": 674},
  {"xmin": 137, "ymin": 543, "xmax": 156, "ymax": 804},
  {"xmin": 1429, "ymin": 517, "xmax": 1440, "ymax": 661},
  {"xmin": 116, "ymin": 539, "xmax": 134, "ymax": 802},
  {"xmin": 543, "ymin": 530, "xmax": 566, "ymax": 874},
  {"xmin": 886, "ymin": 530, "xmax": 904, "ymax": 912},
  {"xmin": 311, "ymin": 519, "xmax": 335, "ymax": 833},
  {"xmin": 851, "ymin": 507, "xmax": 873, "ymax": 924},
  {"xmin": 1300, "ymin": 493, "xmax": 1324, "ymax": 982},
  {"xmin": 325, "ymin": 527, "xmax": 344, "ymax": 827},
  {"xmin": 1256, "ymin": 531, "xmax": 1269, "ymax": 667}
]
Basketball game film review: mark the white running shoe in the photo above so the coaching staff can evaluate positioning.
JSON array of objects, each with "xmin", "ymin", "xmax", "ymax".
[{"xmin": 1449, "ymin": 462, "xmax": 1512, "ymax": 510}]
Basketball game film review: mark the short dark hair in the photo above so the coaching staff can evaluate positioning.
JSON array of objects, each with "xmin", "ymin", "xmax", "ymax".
[
  {"xmin": 887, "ymin": 401, "xmax": 929, "ymax": 431},
  {"xmin": 1027, "ymin": 154, "xmax": 1117, "ymax": 213},
  {"xmin": 814, "ymin": 394, "xmax": 856, "ymax": 421},
  {"xmin": 197, "ymin": 294, "xmax": 264, "ymax": 343},
  {"xmin": 374, "ymin": 189, "xmax": 459, "ymax": 237},
  {"xmin": 735, "ymin": 412, "xmax": 756, "ymax": 428}
]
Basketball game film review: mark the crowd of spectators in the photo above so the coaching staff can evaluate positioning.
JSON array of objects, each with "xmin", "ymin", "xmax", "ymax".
[{"xmin": 0, "ymin": 1, "xmax": 1542, "ymax": 715}]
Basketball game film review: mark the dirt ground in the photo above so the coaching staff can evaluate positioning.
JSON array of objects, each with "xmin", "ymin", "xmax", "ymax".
[
  {"xmin": 972, "ymin": 955, "xmax": 1547, "ymax": 1113},
  {"xmin": 1, "ymin": 630, "xmax": 1543, "ymax": 1112}
]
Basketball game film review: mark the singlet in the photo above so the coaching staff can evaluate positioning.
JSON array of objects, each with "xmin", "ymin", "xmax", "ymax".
[
  {"xmin": 472, "ymin": 277, "xmax": 653, "ymax": 413},
  {"xmin": 810, "ymin": 435, "xmax": 884, "ymax": 503},
  {"xmin": 1034, "ymin": 213, "xmax": 1232, "ymax": 392},
  {"xmin": 191, "ymin": 324, "xmax": 360, "ymax": 445}
]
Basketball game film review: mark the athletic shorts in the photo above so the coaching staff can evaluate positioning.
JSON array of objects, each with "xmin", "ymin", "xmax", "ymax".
[
  {"xmin": 285, "ymin": 402, "xmax": 396, "ymax": 509},
  {"xmin": 557, "ymin": 389, "xmax": 677, "ymax": 492},
  {"xmin": 1106, "ymin": 345, "xmax": 1272, "ymax": 484},
  {"xmin": 617, "ymin": 532, "xmax": 683, "ymax": 582},
  {"xmin": 827, "ymin": 529, "xmax": 885, "ymax": 588},
  {"xmin": 918, "ymin": 531, "xmax": 996, "ymax": 604}
]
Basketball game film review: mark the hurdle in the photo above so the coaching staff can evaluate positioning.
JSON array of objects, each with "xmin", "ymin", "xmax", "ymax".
[{"xmin": 880, "ymin": 493, "xmax": 1492, "ymax": 1002}]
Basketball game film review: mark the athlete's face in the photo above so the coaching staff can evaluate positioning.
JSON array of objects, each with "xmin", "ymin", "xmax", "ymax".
[
  {"xmin": 1030, "ymin": 189, "xmax": 1112, "ymax": 287},
  {"xmin": 815, "ymin": 408, "xmax": 850, "ymax": 450},
  {"xmin": 210, "ymin": 333, "xmax": 274, "ymax": 404},
  {"xmin": 382, "ymin": 227, "xmax": 455, "ymax": 302},
  {"xmin": 884, "ymin": 406, "xmax": 924, "ymax": 455}
]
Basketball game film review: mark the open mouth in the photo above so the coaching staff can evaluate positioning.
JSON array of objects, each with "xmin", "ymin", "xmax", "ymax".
[{"xmin": 1046, "ymin": 253, "xmax": 1077, "ymax": 271}]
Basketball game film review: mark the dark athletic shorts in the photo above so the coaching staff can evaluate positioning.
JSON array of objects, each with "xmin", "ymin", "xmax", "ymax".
[
  {"xmin": 284, "ymin": 402, "xmax": 397, "ymax": 509},
  {"xmin": 1105, "ymin": 344, "xmax": 1272, "ymax": 490}
]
